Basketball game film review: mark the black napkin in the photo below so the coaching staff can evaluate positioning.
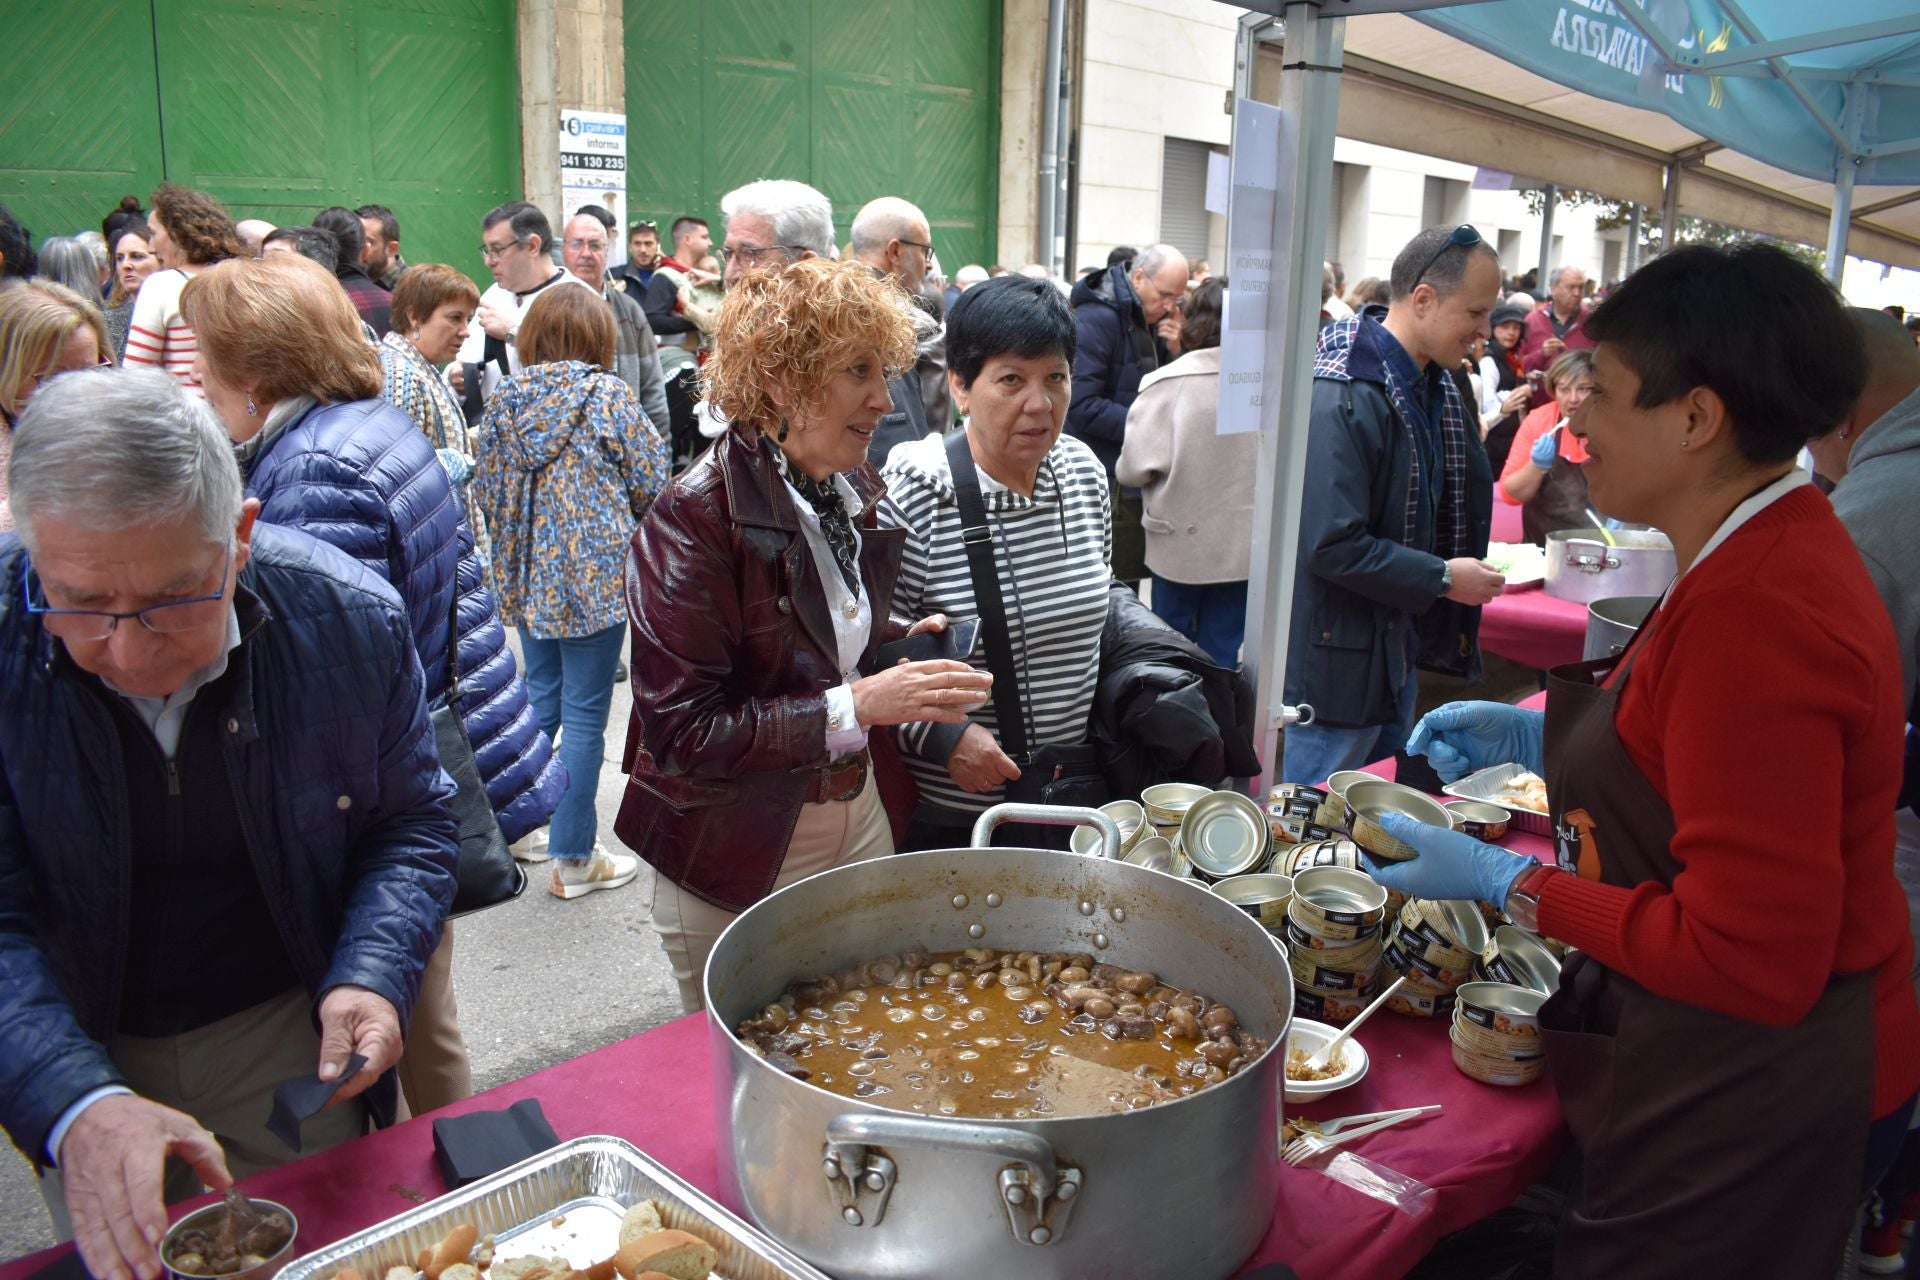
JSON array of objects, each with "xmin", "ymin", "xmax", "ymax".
[
  {"xmin": 267, "ymin": 1053, "xmax": 367, "ymax": 1152},
  {"xmin": 1393, "ymin": 748, "xmax": 1448, "ymax": 796},
  {"xmin": 431, "ymin": 1098, "xmax": 558, "ymax": 1189}
]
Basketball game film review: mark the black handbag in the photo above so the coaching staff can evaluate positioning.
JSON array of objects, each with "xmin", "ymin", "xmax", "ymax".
[
  {"xmin": 430, "ymin": 589, "xmax": 526, "ymax": 916},
  {"xmin": 944, "ymin": 431, "xmax": 1109, "ymax": 822}
]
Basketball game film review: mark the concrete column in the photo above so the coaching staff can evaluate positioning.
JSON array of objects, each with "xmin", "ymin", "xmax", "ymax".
[
  {"xmin": 518, "ymin": 0, "xmax": 625, "ymax": 223},
  {"xmin": 999, "ymin": 0, "xmax": 1049, "ymax": 268}
]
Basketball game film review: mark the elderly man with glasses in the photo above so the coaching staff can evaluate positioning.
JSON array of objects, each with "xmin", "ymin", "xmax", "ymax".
[
  {"xmin": 452, "ymin": 201, "xmax": 596, "ymax": 404},
  {"xmin": 559, "ymin": 212, "xmax": 669, "ymax": 433},
  {"xmin": 1280, "ymin": 223, "xmax": 1505, "ymax": 783},
  {"xmin": 0, "ymin": 369, "xmax": 457, "ymax": 1280},
  {"xmin": 848, "ymin": 195, "xmax": 950, "ymax": 465},
  {"xmin": 716, "ymin": 178, "xmax": 836, "ymax": 290}
]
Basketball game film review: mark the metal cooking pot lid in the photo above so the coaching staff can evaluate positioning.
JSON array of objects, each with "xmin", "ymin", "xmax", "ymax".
[{"xmin": 1179, "ymin": 791, "xmax": 1267, "ymax": 877}]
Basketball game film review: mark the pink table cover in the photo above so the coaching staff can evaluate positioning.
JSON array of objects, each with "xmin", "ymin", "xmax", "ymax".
[
  {"xmin": 3, "ymin": 734, "xmax": 1565, "ymax": 1280},
  {"xmin": 1478, "ymin": 588, "xmax": 1587, "ymax": 672}
]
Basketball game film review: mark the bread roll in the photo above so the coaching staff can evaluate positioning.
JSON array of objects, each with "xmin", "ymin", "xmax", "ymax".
[
  {"xmin": 424, "ymin": 1225, "xmax": 477, "ymax": 1280},
  {"xmin": 492, "ymin": 1256, "xmax": 565, "ymax": 1280},
  {"xmin": 616, "ymin": 1201, "xmax": 664, "ymax": 1246},
  {"xmin": 612, "ymin": 1230, "xmax": 717, "ymax": 1280}
]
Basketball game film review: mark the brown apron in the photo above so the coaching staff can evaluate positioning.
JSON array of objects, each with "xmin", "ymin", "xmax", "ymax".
[
  {"xmin": 1521, "ymin": 453, "xmax": 1592, "ymax": 546},
  {"xmin": 1539, "ymin": 618, "xmax": 1873, "ymax": 1279}
]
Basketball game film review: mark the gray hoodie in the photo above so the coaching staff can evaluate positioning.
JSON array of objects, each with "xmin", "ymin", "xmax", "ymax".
[{"xmin": 1830, "ymin": 383, "xmax": 1920, "ymax": 706}]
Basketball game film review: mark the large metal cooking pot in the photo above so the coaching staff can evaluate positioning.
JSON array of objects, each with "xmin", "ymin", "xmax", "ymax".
[
  {"xmin": 1543, "ymin": 528, "xmax": 1676, "ymax": 605},
  {"xmin": 1583, "ymin": 594, "xmax": 1659, "ymax": 661},
  {"xmin": 707, "ymin": 804, "xmax": 1293, "ymax": 1280}
]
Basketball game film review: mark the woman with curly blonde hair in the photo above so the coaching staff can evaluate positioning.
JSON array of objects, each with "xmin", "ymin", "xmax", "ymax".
[{"xmin": 615, "ymin": 256, "xmax": 993, "ymax": 1011}]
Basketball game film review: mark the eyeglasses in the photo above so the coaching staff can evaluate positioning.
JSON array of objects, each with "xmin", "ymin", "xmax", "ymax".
[
  {"xmin": 1411, "ymin": 224, "xmax": 1483, "ymax": 291},
  {"xmin": 720, "ymin": 244, "xmax": 806, "ymax": 266},
  {"xmin": 896, "ymin": 238, "xmax": 934, "ymax": 256},
  {"xmin": 478, "ymin": 238, "xmax": 522, "ymax": 262},
  {"xmin": 25, "ymin": 544, "xmax": 233, "ymax": 642},
  {"xmin": 563, "ymin": 239, "xmax": 608, "ymax": 254}
]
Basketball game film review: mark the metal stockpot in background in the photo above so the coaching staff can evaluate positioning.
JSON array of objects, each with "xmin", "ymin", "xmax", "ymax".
[
  {"xmin": 705, "ymin": 805, "xmax": 1293, "ymax": 1280},
  {"xmin": 1544, "ymin": 529, "xmax": 1676, "ymax": 605},
  {"xmin": 1583, "ymin": 595, "xmax": 1660, "ymax": 661}
]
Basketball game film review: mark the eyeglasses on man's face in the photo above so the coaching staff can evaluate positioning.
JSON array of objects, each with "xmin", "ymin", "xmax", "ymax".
[
  {"xmin": 564, "ymin": 239, "xmax": 608, "ymax": 254},
  {"xmin": 896, "ymin": 238, "xmax": 934, "ymax": 257},
  {"xmin": 479, "ymin": 236, "xmax": 524, "ymax": 262},
  {"xmin": 25, "ymin": 543, "xmax": 233, "ymax": 642},
  {"xmin": 720, "ymin": 243, "xmax": 805, "ymax": 266}
]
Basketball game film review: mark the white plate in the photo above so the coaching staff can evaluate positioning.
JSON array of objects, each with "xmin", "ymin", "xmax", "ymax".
[{"xmin": 1485, "ymin": 541, "xmax": 1548, "ymax": 590}]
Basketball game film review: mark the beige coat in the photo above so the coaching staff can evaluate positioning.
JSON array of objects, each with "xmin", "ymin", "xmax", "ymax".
[{"xmin": 1116, "ymin": 346, "xmax": 1255, "ymax": 584}]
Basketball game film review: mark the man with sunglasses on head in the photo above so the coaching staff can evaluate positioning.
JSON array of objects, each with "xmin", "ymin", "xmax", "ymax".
[
  {"xmin": 1281, "ymin": 223, "xmax": 1505, "ymax": 784},
  {"xmin": 0, "ymin": 368, "xmax": 456, "ymax": 1280}
]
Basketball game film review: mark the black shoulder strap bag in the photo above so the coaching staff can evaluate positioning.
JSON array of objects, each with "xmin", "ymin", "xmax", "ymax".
[
  {"xmin": 431, "ymin": 586, "xmax": 526, "ymax": 915},
  {"xmin": 943, "ymin": 431, "xmax": 1107, "ymax": 837}
]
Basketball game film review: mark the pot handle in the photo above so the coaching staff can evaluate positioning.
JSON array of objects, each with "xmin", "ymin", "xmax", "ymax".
[
  {"xmin": 971, "ymin": 803, "xmax": 1121, "ymax": 859},
  {"xmin": 823, "ymin": 1112, "xmax": 1082, "ymax": 1245},
  {"xmin": 1562, "ymin": 538, "xmax": 1622, "ymax": 574}
]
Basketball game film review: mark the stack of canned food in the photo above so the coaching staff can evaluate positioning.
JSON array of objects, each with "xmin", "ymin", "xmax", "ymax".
[
  {"xmin": 1285, "ymin": 866, "xmax": 1388, "ymax": 1025},
  {"xmin": 1451, "ymin": 981, "xmax": 1549, "ymax": 1086},
  {"xmin": 1380, "ymin": 897, "xmax": 1489, "ymax": 1018},
  {"xmin": 1264, "ymin": 782, "xmax": 1342, "ymax": 846}
]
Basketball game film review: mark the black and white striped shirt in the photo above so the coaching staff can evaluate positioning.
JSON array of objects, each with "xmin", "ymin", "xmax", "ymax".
[{"xmin": 880, "ymin": 431, "xmax": 1112, "ymax": 818}]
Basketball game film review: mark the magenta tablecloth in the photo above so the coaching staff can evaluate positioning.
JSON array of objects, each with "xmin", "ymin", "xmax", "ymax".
[
  {"xmin": 3, "ymin": 746, "xmax": 1565, "ymax": 1280},
  {"xmin": 1478, "ymin": 588, "xmax": 1587, "ymax": 671}
]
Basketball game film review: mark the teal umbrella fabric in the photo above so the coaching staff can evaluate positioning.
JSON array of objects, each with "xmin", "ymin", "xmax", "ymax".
[{"xmin": 1416, "ymin": 1, "xmax": 1920, "ymax": 185}]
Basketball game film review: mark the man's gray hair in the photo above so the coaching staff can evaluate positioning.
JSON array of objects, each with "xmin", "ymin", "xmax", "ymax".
[
  {"xmin": 1550, "ymin": 264, "xmax": 1584, "ymax": 287},
  {"xmin": 9, "ymin": 367, "xmax": 243, "ymax": 551},
  {"xmin": 1131, "ymin": 243, "xmax": 1186, "ymax": 282},
  {"xmin": 720, "ymin": 179, "xmax": 837, "ymax": 259}
]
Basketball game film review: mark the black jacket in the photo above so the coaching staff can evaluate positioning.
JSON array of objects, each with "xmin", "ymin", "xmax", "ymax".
[
  {"xmin": 1093, "ymin": 583, "xmax": 1260, "ymax": 796},
  {"xmin": 1284, "ymin": 315, "xmax": 1492, "ymax": 728},
  {"xmin": 1067, "ymin": 265, "xmax": 1162, "ymax": 484}
]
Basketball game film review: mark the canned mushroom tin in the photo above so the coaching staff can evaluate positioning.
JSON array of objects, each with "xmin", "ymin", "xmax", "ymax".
[
  {"xmin": 1449, "ymin": 1028, "xmax": 1547, "ymax": 1086},
  {"xmin": 1384, "ymin": 984, "xmax": 1457, "ymax": 1019},
  {"xmin": 1289, "ymin": 946, "xmax": 1376, "ymax": 992},
  {"xmin": 1397, "ymin": 898, "xmax": 1491, "ymax": 966},
  {"xmin": 1274, "ymin": 839, "xmax": 1365, "ymax": 874},
  {"xmin": 1478, "ymin": 925, "xmax": 1564, "ymax": 995},
  {"xmin": 1294, "ymin": 984, "xmax": 1376, "ymax": 1026},
  {"xmin": 1455, "ymin": 980, "xmax": 1548, "ymax": 1038},
  {"xmin": 1211, "ymin": 873, "xmax": 1293, "ymax": 927},
  {"xmin": 1382, "ymin": 930, "xmax": 1471, "ymax": 993},
  {"xmin": 1283, "ymin": 912, "xmax": 1382, "ymax": 954},
  {"xmin": 1290, "ymin": 866, "xmax": 1388, "ymax": 934}
]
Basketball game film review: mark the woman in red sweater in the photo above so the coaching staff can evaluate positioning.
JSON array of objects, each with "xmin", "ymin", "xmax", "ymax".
[{"xmin": 1375, "ymin": 242, "xmax": 1920, "ymax": 1278}]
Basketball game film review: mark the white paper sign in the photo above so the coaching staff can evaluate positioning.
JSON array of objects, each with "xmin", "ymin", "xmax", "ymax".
[
  {"xmin": 559, "ymin": 109, "xmax": 628, "ymax": 236},
  {"xmin": 1472, "ymin": 167, "xmax": 1514, "ymax": 190},
  {"xmin": 1205, "ymin": 151, "xmax": 1230, "ymax": 215},
  {"xmin": 1217, "ymin": 98, "xmax": 1286, "ymax": 436}
]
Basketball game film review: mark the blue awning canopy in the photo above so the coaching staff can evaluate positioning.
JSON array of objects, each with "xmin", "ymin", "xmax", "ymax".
[{"xmin": 1414, "ymin": 1, "xmax": 1920, "ymax": 187}]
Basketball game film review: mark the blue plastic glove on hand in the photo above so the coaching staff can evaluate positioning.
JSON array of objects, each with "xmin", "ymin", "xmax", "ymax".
[
  {"xmin": 1405, "ymin": 701, "xmax": 1546, "ymax": 783},
  {"xmin": 1364, "ymin": 812, "xmax": 1536, "ymax": 905},
  {"xmin": 1529, "ymin": 427, "xmax": 1561, "ymax": 470}
]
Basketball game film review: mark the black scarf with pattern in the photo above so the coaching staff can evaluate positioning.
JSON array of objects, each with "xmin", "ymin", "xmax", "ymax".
[{"xmin": 771, "ymin": 442, "xmax": 859, "ymax": 593}]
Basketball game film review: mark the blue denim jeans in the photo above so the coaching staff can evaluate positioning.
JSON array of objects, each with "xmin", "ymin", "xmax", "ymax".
[
  {"xmin": 518, "ymin": 622, "xmax": 626, "ymax": 861},
  {"xmin": 1149, "ymin": 575, "xmax": 1248, "ymax": 669},
  {"xmin": 1280, "ymin": 641, "xmax": 1421, "ymax": 784}
]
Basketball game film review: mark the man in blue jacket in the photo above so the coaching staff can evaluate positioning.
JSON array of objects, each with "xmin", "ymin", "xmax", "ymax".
[
  {"xmin": 1282, "ymin": 225, "xmax": 1504, "ymax": 783},
  {"xmin": 0, "ymin": 370, "xmax": 458, "ymax": 1280},
  {"xmin": 1067, "ymin": 243, "xmax": 1190, "ymax": 588}
]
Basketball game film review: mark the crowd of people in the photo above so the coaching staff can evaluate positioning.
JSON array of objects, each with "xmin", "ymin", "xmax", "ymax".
[{"xmin": 2, "ymin": 174, "xmax": 1920, "ymax": 1280}]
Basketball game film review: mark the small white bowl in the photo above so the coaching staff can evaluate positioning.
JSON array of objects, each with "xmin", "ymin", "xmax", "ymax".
[{"xmin": 1282, "ymin": 1017, "xmax": 1369, "ymax": 1103}]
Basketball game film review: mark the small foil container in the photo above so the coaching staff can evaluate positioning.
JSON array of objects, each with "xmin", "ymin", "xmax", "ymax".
[
  {"xmin": 1344, "ymin": 780, "xmax": 1456, "ymax": 863},
  {"xmin": 1450, "ymin": 1026, "xmax": 1548, "ymax": 1086},
  {"xmin": 1294, "ymin": 984, "xmax": 1377, "ymax": 1026},
  {"xmin": 1212, "ymin": 872, "xmax": 1293, "ymax": 926},
  {"xmin": 1290, "ymin": 946, "xmax": 1379, "ymax": 992},
  {"xmin": 1479, "ymin": 925, "xmax": 1564, "ymax": 996},
  {"xmin": 1384, "ymin": 984, "xmax": 1457, "ymax": 1019},
  {"xmin": 1180, "ymin": 790, "xmax": 1271, "ymax": 879},
  {"xmin": 1142, "ymin": 781, "xmax": 1211, "ymax": 826},
  {"xmin": 163, "ymin": 1199, "xmax": 300, "ymax": 1280},
  {"xmin": 1398, "ymin": 897, "xmax": 1491, "ymax": 965},
  {"xmin": 1283, "ymin": 912, "xmax": 1382, "ymax": 953},
  {"xmin": 1382, "ymin": 931, "xmax": 1472, "ymax": 993},
  {"xmin": 1454, "ymin": 981, "xmax": 1548, "ymax": 1052},
  {"xmin": 1443, "ymin": 798, "xmax": 1512, "ymax": 841}
]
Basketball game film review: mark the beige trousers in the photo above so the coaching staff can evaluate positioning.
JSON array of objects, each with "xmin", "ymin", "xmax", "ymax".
[
  {"xmin": 39, "ymin": 987, "xmax": 366, "ymax": 1238},
  {"xmin": 396, "ymin": 924, "xmax": 475, "ymax": 1114},
  {"xmin": 648, "ymin": 771, "xmax": 893, "ymax": 1012}
]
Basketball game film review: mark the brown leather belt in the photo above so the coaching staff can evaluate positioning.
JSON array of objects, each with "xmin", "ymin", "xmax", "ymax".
[{"xmin": 804, "ymin": 751, "xmax": 869, "ymax": 804}]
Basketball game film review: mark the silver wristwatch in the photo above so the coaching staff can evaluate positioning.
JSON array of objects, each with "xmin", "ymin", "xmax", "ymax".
[{"xmin": 1439, "ymin": 562, "xmax": 1454, "ymax": 595}]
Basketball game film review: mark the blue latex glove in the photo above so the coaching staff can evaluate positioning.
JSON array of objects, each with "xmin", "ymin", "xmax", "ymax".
[
  {"xmin": 1529, "ymin": 427, "xmax": 1561, "ymax": 470},
  {"xmin": 1365, "ymin": 812, "xmax": 1535, "ymax": 905},
  {"xmin": 1405, "ymin": 701, "xmax": 1546, "ymax": 783}
]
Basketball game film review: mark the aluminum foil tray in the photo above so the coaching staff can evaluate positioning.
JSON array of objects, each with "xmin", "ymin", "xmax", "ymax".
[
  {"xmin": 277, "ymin": 1135, "xmax": 830, "ymax": 1280},
  {"xmin": 1443, "ymin": 763, "xmax": 1551, "ymax": 837}
]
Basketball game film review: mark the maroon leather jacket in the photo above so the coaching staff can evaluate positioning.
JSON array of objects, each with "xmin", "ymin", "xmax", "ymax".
[{"xmin": 614, "ymin": 427, "xmax": 906, "ymax": 911}]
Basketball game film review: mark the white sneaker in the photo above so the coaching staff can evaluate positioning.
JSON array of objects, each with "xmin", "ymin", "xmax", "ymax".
[
  {"xmin": 509, "ymin": 825, "xmax": 551, "ymax": 864},
  {"xmin": 549, "ymin": 844, "xmax": 640, "ymax": 900}
]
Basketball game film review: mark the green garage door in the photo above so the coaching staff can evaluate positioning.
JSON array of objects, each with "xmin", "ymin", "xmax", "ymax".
[
  {"xmin": 625, "ymin": 0, "xmax": 1001, "ymax": 277},
  {"xmin": 2, "ymin": 0, "xmax": 519, "ymax": 278}
]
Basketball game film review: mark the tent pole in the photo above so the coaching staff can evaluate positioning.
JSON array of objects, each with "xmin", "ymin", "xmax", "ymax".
[
  {"xmin": 1825, "ymin": 159, "xmax": 1856, "ymax": 283},
  {"xmin": 1536, "ymin": 183, "xmax": 1557, "ymax": 286},
  {"xmin": 1036, "ymin": 0, "xmax": 1067, "ymax": 273},
  {"xmin": 1240, "ymin": 2, "xmax": 1344, "ymax": 790},
  {"xmin": 1625, "ymin": 204, "xmax": 1643, "ymax": 277},
  {"xmin": 1661, "ymin": 163, "xmax": 1682, "ymax": 255}
]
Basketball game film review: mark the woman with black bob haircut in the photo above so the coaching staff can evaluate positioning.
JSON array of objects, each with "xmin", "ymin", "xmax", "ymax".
[
  {"xmin": 1368, "ymin": 241, "xmax": 1920, "ymax": 1276},
  {"xmin": 881, "ymin": 274, "xmax": 1116, "ymax": 849}
]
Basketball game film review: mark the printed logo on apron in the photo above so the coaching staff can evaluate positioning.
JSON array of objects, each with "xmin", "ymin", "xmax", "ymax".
[{"xmin": 1554, "ymin": 807, "xmax": 1603, "ymax": 880}]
